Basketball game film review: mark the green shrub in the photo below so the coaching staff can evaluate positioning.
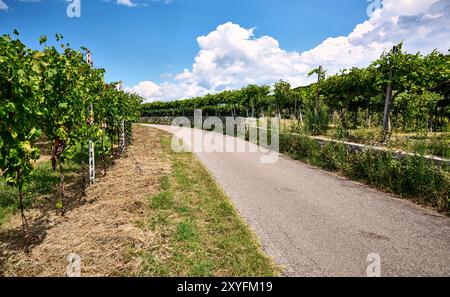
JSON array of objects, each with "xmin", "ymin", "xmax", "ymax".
[
  {"xmin": 320, "ymin": 142, "xmax": 348, "ymax": 171},
  {"xmin": 304, "ymin": 102, "xmax": 329, "ymax": 136},
  {"xmin": 280, "ymin": 132, "xmax": 450, "ymax": 212}
]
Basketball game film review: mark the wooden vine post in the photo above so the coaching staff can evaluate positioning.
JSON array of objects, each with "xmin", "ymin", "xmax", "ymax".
[
  {"xmin": 382, "ymin": 45, "xmax": 399, "ymax": 140},
  {"xmin": 315, "ymin": 65, "xmax": 323, "ymax": 120}
]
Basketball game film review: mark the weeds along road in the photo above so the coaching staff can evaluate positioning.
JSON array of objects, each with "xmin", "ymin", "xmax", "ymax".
[{"xmin": 143, "ymin": 124, "xmax": 450, "ymax": 277}]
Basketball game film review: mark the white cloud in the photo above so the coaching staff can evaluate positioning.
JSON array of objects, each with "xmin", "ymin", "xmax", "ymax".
[
  {"xmin": 116, "ymin": 0, "xmax": 137, "ymax": 7},
  {"xmin": 0, "ymin": 0, "xmax": 8, "ymax": 11},
  {"xmin": 102, "ymin": 0, "xmax": 173, "ymax": 7},
  {"xmin": 128, "ymin": 0, "xmax": 450, "ymax": 102},
  {"xmin": 126, "ymin": 81, "xmax": 160, "ymax": 97},
  {"xmin": 125, "ymin": 81, "xmax": 208, "ymax": 102}
]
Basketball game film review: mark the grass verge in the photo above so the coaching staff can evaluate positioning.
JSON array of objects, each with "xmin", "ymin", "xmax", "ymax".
[
  {"xmin": 136, "ymin": 133, "xmax": 280, "ymax": 277},
  {"xmin": 280, "ymin": 132, "xmax": 450, "ymax": 213}
]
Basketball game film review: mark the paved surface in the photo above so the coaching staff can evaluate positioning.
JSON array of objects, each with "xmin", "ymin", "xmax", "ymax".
[{"xmin": 145, "ymin": 124, "xmax": 450, "ymax": 276}]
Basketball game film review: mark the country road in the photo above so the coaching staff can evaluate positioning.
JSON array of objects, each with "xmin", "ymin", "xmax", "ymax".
[{"xmin": 144, "ymin": 124, "xmax": 450, "ymax": 277}]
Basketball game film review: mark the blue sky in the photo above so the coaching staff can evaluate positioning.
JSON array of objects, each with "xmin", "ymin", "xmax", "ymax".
[{"xmin": 1, "ymin": 0, "xmax": 449, "ymax": 101}]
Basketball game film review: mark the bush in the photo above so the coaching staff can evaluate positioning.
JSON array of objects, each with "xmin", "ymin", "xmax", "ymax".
[
  {"xmin": 304, "ymin": 101, "xmax": 329, "ymax": 136},
  {"xmin": 280, "ymin": 132, "xmax": 450, "ymax": 212}
]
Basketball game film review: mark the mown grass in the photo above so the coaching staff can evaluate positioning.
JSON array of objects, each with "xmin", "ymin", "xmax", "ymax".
[{"xmin": 136, "ymin": 134, "xmax": 280, "ymax": 277}]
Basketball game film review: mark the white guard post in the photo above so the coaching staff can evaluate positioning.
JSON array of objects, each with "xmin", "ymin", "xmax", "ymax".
[
  {"xmin": 86, "ymin": 52, "xmax": 95, "ymax": 185},
  {"xmin": 117, "ymin": 82, "xmax": 126, "ymax": 155},
  {"xmin": 89, "ymin": 139, "xmax": 95, "ymax": 184},
  {"xmin": 120, "ymin": 120, "xmax": 125, "ymax": 155}
]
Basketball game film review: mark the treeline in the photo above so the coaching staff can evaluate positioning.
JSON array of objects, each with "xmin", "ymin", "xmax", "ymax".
[
  {"xmin": 142, "ymin": 44, "xmax": 450, "ymax": 136},
  {"xmin": 0, "ymin": 31, "xmax": 142, "ymax": 242}
]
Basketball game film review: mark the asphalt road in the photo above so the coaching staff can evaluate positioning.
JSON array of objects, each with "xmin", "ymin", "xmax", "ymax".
[{"xmin": 145, "ymin": 124, "xmax": 450, "ymax": 277}]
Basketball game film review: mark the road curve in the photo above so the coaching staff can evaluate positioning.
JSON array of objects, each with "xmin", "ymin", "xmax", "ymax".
[{"xmin": 144, "ymin": 124, "xmax": 450, "ymax": 277}]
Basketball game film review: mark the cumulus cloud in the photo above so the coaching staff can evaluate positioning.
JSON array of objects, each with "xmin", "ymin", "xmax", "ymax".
[
  {"xmin": 0, "ymin": 0, "xmax": 8, "ymax": 11},
  {"xmin": 116, "ymin": 0, "xmax": 137, "ymax": 7},
  {"xmin": 126, "ymin": 81, "xmax": 208, "ymax": 102},
  {"xmin": 126, "ymin": 81, "xmax": 160, "ymax": 98},
  {"xmin": 128, "ymin": 0, "xmax": 450, "ymax": 102}
]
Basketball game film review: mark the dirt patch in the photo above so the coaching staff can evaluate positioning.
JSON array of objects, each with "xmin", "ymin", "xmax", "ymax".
[{"xmin": 0, "ymin": 125, "xmax": 170, "ymax": 276}]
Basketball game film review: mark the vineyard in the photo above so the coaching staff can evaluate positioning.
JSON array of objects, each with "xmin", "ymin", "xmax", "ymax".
[
  {"xmin": 2, "ymin": 0, "xmax": 450, "ymax": 279},
  {"xmin": 141, "ymin": 44, "xmax": 450, "ymax": 211},
  {"xmin": 1, "ymin": 32, "xmax": 449, "ymax": 276},
  {"xmin": 0, "ymin": 31, "xmax": 143, "ymax": 249},
  {"xmin": 142, "ymin": 44, "xmax": 449, "ymax": 138}
]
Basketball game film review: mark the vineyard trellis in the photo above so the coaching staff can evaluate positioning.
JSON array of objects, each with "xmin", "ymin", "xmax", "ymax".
[
  {"xmin": 142, "ymin": 43, "xmax": 450, "ymax": 138},
  {"xmin": 0, "ymin": 31, "xmax": 143, "ymax": 247}
]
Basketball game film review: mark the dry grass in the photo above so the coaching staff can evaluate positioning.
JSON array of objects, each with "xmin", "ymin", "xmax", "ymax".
[
  {"xmin": 135, "ymin": 131, "xmax": 280, "ymax": 277},
  {"xmin": 0, "ymin": 125, "xmax": 279, "ymax": 276},
  {"xmin": 0, "ymin": 125, "xmax": 169, "ymax": 276}
]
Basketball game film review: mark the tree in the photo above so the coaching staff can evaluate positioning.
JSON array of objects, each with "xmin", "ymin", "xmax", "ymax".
[
  {"xmin": 273, "ymin": 80, "xmax": 291, "ymax": 118},
  {"xmin": 373, "ymin": 44, "xmax": 423, "ymax": 138}
]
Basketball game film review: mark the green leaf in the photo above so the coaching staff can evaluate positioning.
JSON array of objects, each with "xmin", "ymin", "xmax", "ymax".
[
  {"xmin": 6, "ymin": 102, "xmax": 15, "ymax": 112},
  {"xmin": 55, "ymin": 200, "xmax": 63, "ymax": 209},
  {"xmin": 27, "ymin": 127, "xmax": 39, "ymax": 139},
  {"xmin": 31, "ymin": 61, "xmax": 42, "ymax": 74}
]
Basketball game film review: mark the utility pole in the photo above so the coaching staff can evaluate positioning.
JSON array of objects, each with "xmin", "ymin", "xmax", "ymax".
[{"xmin": 86, "ymin": 51, "xmax": 95, "ymax": 185}]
